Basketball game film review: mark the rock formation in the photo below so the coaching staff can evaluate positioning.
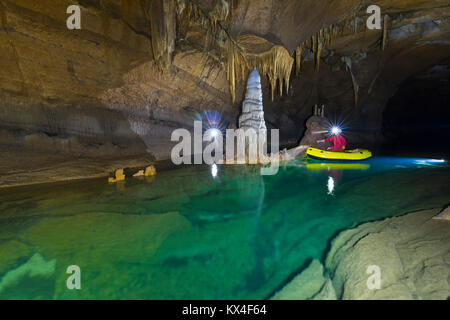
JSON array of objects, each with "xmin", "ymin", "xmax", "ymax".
[
  {"xmin": 433, "ymin": 206, "xmax": 450, "ymax": 221},
  {"xmin": 238, "ymin": 67, "xmax": 267, "ymax": 132},
  {"xmin": 237, "ymin": 67, "xmax": 267, "ymax": 162},
  {"xmin": 271, "ymin": 259, "xmax": 336, "ymax": 300},
  {"xmin": 108, "ymin": 169, "xmax": 126, "ymax": 183},
  {"xmin": 299, "ymin": 115, "xmax": 331, "ymax": 149},
  {"xmin": 271, "ymin": 208, "xmax": 450, "ymax": 300},
  {"xmin": 326, "ymin": 209, "xmax": 450, "ymax": 300}
]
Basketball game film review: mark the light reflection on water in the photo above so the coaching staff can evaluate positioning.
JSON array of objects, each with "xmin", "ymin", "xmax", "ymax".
[{"xmin": 0, "ymin": 157, "xmax": 448, "ymax": 299}]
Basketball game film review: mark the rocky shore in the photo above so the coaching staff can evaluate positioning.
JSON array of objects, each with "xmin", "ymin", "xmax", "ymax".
[
  {"xmin": 272, "ymin": 208, "xmax": 450, "ymax": 300},
  {"xmin": 0, "ymin": 149, "xmax": 156, "ymax": 188}
]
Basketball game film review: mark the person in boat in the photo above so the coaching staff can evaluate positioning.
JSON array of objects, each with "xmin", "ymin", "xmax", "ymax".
[{"xmin": 317, "ymin": 126, "xmax": 346, "ymax": 152}]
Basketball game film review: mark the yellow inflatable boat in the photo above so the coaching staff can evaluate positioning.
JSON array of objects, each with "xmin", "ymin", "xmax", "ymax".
[{"xmin": 306, "ymin": 147, "xmax": 372, "ymax": 161}]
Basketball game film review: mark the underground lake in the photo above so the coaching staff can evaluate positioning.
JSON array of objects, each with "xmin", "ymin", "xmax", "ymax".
[{"xmin": 0, "ymin": 156, "xmax": 448, "ymax": 299}]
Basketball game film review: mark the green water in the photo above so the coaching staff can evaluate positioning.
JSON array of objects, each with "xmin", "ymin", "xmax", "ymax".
[{"xmin": 0, "ymin": 156, "xmax": 449, "ymax": 299}]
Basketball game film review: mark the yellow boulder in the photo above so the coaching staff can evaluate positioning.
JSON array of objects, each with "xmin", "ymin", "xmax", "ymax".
[
  {"xmin": 133, "ymin": 170, "xmax": 145, "ymax": 177},
  {"xmin": 108, "ymin": 169, "xmax": 126, "ymax": 183},
  {"xmin": 144, "ymin": 165, "xmax": 156, "ymax": 176}
]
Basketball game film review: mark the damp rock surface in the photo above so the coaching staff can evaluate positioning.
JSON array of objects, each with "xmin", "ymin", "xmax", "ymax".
[
  {"xmin": 271, "ymin": 259, "xmax": 336, "ymax": 300},
  {"xmin": 326, "ymin": 208, "xmax": 450, "ymax": 300},
  {"xmin": 433, "ymin": 206, "xmax": 450, "ymax": 221},
  {"xmin": 271, "ymin": 208, "xmax": 450, "ymax": 300}
]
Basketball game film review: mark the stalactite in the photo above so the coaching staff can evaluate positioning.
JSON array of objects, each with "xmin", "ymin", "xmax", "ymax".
[
  {"xmin": 382, "ymin": 14, "xmax": 390, "ymax": 50},
  {"xmin": 295, "ymin": 44, "xmax": 303, "ymax": 76},
  {"xmin": 149, "ymin": 0, "xmax": 176, "ymax": 70},
  {"xmin": 316, "ymin": 39, "xmax": 323, "ymax": 72},
  {"xmin": 240, "ymin": 35, "xmax": 294, "ymax": 101},
  {"xmin": 225, "ymin": 38, "xmax": 247, "ymax": 104},
  {"xmin": 326, "ymin": 26, "xmax": 332, "ymax": 46},
  {"xmin": 292, "ymin": 6, "xmax": 390, "ymax": 78},
  {"xmin": 368, "ymin": 69, "xmax": 382, "ymax": 95},
  {"xmin": 351, "ymin": 71, "xmax": 359, "ymax": 108},
  {"xmin": 153, "ymin": 0, "xmax": 294, "ymax": 103},
  {"xmin": 210, "ymin": 0, "xmax": 229, "ymax": 33},
  {"xmin": 312, "ymin": 33, "xmax": 318, "ymax": 53},
  {"xmin": 342, "ymin": 56, "xmax": 359, "ymax": 109}
]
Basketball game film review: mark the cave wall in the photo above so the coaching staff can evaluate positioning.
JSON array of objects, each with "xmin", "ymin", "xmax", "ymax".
[
  {"xmin": 0, "ymin": 0, "xmax": 235, "ymax": 159},
  {"xmin": 0, "ymin": 0, "xmax": 449, "ymax": 160},
  {"xmin": 0, "ymin": 0, "xmax": 152, "ymax": 157}
]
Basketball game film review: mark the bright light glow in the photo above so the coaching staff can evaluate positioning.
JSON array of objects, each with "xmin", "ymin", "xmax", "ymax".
[
  {"xmin": 198, "ymin": 110, "xmax": 225, "ymax": 142},
  {"xmin": 210, "ymin": 128, "xmax": 220, "ymax": 138},
  {"xmin": 331, "ymin": 126, "xmax": 342, "ymax": 135},
  {"xmin": 428, "ymin": 159, "xmax": 446, "ymax": 163},
  {"xmin": 211, "ymin": 163, "xmax": 218, "ymax": 178},
  {"xmin": 327, "ymin": 176, "xmax": 335, "ymax": 195},
  {"xmin": 414, "ymin": 159, "xmax": 447, "ymax": 166}
]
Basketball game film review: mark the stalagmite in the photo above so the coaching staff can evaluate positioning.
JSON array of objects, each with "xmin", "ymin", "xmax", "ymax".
[
  {"xmin": 238, "ymin": 67, "xmax": 267, "ymax": 163},
  {"xmin": 239, "ymin": 67, "xmax": 266, "ymax": 131}
]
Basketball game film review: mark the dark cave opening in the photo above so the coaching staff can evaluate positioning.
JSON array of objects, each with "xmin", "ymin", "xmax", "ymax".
[{"xmin": 382, "ymin": 65, "xmax": 450, "ymax": 157}]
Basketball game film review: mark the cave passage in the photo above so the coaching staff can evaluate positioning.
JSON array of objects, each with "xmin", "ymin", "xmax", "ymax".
[{"xmin": 382, "ymin": 67, "xmax": 450, "ymax": 156}]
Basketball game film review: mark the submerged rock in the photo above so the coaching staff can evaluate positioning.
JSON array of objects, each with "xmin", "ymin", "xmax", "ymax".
[
  {"xmin": 271, "ymin": 259, "xmax": 336, "ymax": 300},
  {"xmin": 0, "ymin": 253, "xmax": 56, "ymax": 296}
]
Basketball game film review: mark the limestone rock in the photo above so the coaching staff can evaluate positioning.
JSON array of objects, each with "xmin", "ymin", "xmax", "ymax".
[
  {"xmin": 237, "ymin": 67, "xmax": 267, "ymax": 161},
  {"xmin": 325, "ymin": 209, "xmax": 450, "ymax": 300},
  {"xmin": 144, "ymin": 165, "xmax": 157, "ymax": 176},
  {"xmin": 0, "ymin": 253, "xmax": 56, "ymax": 296},
  {"xmin": 433, "ymin": 206, "xmax": 450, "ymax": 221},
  {"xmin": 299, "ymin": 115, "xmax": 331, "ymax": 149},
  {"xmin": 108, "ymin": 169, "xmax": 126, "ymax": 183},
  {"xmin": 238, "ymin": 67, "xmax": 267, "ymax": 131},
  {"xmin": 312, "ymin": 279, "xmax": 337, "ymax": 300},
  {"xmin": 271, "ymin": 259, "xmax": 336, "ymax": 300},
  {"xmin": 133, "ymin": 170, "xmax": 145, "ymax": 177}
]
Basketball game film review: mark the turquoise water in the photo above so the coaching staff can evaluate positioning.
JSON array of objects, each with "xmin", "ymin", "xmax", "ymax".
[{"xmin": 0, "ymin": 156, "xmax": 449, "ymax": 299}]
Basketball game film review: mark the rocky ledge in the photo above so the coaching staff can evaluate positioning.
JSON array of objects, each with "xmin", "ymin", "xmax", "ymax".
[
  {"xmin": 272, "ymin": 208, "xmax": 450, "ymax": 300},
  {"xmin": 0, "ymin": 148, "xmax": 156, "ymax": 188}
]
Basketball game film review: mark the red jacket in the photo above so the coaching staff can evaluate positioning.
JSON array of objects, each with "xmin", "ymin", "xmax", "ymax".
[{"xmin": 326, "ymin": 135, "xmax": 346, "ymax": 152}]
